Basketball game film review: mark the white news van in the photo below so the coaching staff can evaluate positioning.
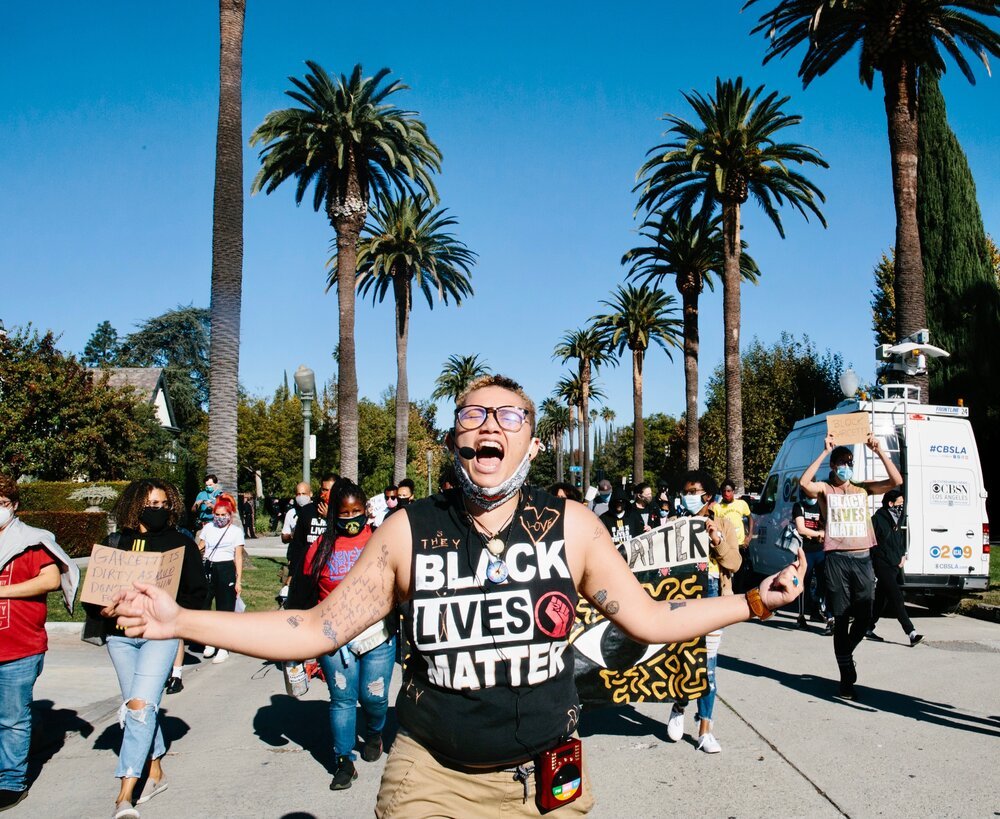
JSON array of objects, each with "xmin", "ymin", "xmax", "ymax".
[{"xmin": 749, "ymin": 385, "xmax": 990, "ymax": 610}]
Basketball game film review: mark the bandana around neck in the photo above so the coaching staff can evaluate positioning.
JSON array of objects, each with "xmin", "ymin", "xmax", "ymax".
[{"xmin": 453, "ymin": 447, "xmax": 532, "ymax": 512}]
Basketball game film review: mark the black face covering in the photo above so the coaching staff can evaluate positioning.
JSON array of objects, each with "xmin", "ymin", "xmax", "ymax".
[
  {"xmin": 336, "ymin": 514, "xmax": 367, "ymax": 536},
  {"xmin": 397, "ymin": 497, "xmax": 412, "ymax": 507},
  {"xmin": 140, "ymin": 507, "xmax": 170, "ymax": 532}
]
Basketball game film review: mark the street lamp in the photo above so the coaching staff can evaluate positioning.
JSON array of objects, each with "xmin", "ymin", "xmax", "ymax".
[
  {"xmin": 293, "ymin": 365, "xmax": 316, "ymax": 484},
  {"xmin": 426, "ymin": 448, "xmax": 434, "ymax": 496}
]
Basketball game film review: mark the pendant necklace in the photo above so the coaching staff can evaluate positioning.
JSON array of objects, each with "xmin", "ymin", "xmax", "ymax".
[{"xmin": 467, "ymin": 494, "xmax": 521, "ymax": 585}]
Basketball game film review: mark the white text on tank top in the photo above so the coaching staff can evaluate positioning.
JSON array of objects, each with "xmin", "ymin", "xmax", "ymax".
[{"xmin": 824, "ymin": 484, "xmax": 873, "ymax": 551}]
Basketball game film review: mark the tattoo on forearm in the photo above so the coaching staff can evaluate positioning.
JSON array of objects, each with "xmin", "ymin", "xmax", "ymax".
[
  {"xmin": 669, "ymin": 601, "xmax": 687, "ymax": 611},
  {"xmin": 322, "ymin": 620, "xmax": 338, "ymax": 646},
  {"xmin": 605, "ymin": 600, "xmax": 620, "ymax": 615},
  {"xmin": 377, "ymin": 543, "xmax": 388, "ymax": 571},
  {"xmin": 594, "ymin": 589, "xmax": 608, "ymax": 605},
  {"xmin": 286, "ymin": 615, "xmax": 303, "ymax": 629},
  {"xmin": 592, "ymin": 526, "xmax": 603, "ymax": 540}
]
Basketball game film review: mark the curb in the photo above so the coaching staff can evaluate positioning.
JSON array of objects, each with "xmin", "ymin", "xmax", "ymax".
[{"xmin": 960, "ymin": 602, "xmax": 1000, "ymax": 623}]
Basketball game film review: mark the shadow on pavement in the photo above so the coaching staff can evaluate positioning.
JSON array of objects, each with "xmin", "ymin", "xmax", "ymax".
[
  {"xmin": 27, "ymin": 700, "xmax": 93, "ymax": 788},
  {"xmin": 718, "ymin": 654, "xmax": 1000, "ymax": 739},
  {"xmin": 91, "ymin": 710, "xmax": 191, "ymax": 753},
  {"xmin": 578, "ymin": 703, "xmax": 668, "ymax": 741}
]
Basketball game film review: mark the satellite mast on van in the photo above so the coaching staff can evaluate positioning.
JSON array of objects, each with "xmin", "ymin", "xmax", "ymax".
[{"xmin": 875, "ymin": 329, "xmax": 950, "ymax": 402}]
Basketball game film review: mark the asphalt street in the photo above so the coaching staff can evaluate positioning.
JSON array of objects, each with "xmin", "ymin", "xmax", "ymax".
[{"xmin": 21, "ymin": 598, "xmax": 1000, "ymax": 818}]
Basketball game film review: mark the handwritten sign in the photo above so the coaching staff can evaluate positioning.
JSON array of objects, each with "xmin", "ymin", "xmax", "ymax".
[
  {"xmin": 826, "ymin": 412, "xmax": 871, "ymax": 445},
  {"xmin": 80, "ymin": 545, "xmax": 184, "ymax": 607}
]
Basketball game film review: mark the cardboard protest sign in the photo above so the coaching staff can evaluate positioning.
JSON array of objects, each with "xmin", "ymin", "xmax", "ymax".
[
  {"xmin": 571, "ymin": 516, "xmax": 709, "ymax": 706},
  {"xmin": 368, "ymin": 493, "xmax": 388, "ymax": 523},
  {"xmin": 826, "ymin": 412, "xmax": 871, "ymax": 445},
  {"xmin": 81, "ymin": 544, "xmax": 184, "ymax": 607}
]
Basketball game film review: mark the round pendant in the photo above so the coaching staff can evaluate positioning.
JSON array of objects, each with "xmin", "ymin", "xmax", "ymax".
[
  {"xmin": 487, "ymin": 558, "xmax": 509, "ymax": 584},
  {"xmin": 485, "ymin": 537, "xmax": 505, "ymax": 557}
]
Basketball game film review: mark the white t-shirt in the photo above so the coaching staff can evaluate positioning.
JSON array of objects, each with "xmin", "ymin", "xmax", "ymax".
[
  {"xmin": 200, "ymin": 524, "xmax": 244, "ymax": 562},
  {"xmin": 281, "ymin": 508, "xmax": 298, "ymax": 537}
]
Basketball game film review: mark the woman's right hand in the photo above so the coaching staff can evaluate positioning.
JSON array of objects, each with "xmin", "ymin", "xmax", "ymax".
[{"xmin": 109, "ymin": 583, "xmax": 181, "ymax": 640}]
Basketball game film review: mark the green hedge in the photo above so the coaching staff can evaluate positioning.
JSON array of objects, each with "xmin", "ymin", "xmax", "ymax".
[
  {"xmin": 18, "ymin": 481, "xmax": 127, "ymax": 512},
  {"xmin": 19, "ymin": 511, "xmax": 108, "ymax": 558}
]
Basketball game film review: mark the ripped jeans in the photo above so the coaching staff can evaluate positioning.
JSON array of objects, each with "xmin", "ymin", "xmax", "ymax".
[
  {"xmin": 106, "ymin": 635, "xmax": 179, "ymax": 778},
  {"xmin": 317, "ymin": 636, "xmax": 395, "ymax": 759}
]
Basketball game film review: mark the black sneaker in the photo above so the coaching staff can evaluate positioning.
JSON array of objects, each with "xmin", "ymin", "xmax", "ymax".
[
  {"xmin": 837, "ymin": 682, "xmax": 857, "ymax": 700},
  {"xmin": 165, "ymin": 676, "xmax": 184, "ymax": 695},
  {"xmin": 822, "ymin": 620, "xmax": 835, "ymax": 637},
  {"xmin": 796, "ymin": 615, "xmax": 808, "ymax": 630},
  {"xmin": 330, "ymin": 756, "xmax": 357, "ymax": 790},
  {"xmin": 910, "ymin": 633, "xmax": 924, "ymax": 647},
  {"xmin": 360, "ymin": 734, "xmax": 383, "ymax": 762},
  {"xmin": 865, "ymin": 630, "xmax": 885, "ymax": 642},
  {"xmin": 0, "ymin": 789, "xmax": 28, "ymax": 812}
]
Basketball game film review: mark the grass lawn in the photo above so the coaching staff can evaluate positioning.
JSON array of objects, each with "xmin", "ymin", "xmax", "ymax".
[{"xmin": 48, "ymin": 555, "xmax": 289, "ymax": 623}]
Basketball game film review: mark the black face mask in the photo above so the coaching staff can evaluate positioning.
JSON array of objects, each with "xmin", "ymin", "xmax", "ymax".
[
  {"xmin": 397, "ymin": 497, "xmax": 412, "ymax": 507},
  {"xmin": 335, "ymin": 514, "xmax": 367, "ymax": 536},
  {"xmin": 140, "ymin": 507, "xmax": 170, "ymax": 533}
]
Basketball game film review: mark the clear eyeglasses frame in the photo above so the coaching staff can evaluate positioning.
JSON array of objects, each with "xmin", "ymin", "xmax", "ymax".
[{"xmin": 455, "ymin": 405, "xmax": 529, "ymax": 432}]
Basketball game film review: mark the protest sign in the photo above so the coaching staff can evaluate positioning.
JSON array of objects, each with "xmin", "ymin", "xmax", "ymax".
[
  {"xmin": 368, "ymin": 493, "xmax": 388, "ymax": 524},
  {"xmin": 571, "ymin": 516, "xmax": 709, "ymax": 706},
  {"xmin": 826, "ymin": 412, "xmax": 871, "ymax": 445},
  {"xmin": 81, "ymin": 544, "xmax": 184, "ymax": 607}
]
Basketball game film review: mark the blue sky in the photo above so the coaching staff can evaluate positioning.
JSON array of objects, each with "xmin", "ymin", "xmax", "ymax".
[{"xmin": 3, "ymin": 2, "xmax": 999, "ymax": 429}]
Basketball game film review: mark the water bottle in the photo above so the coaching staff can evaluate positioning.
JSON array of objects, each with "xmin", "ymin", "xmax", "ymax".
[{"xmin": 283, "ymin": 660, "xmax": 309, "ymax": 697}]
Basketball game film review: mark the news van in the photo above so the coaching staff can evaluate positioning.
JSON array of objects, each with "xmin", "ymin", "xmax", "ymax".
[{"xmin": 749, "ymin": 385, "xmax": 989, "ymax": 610}]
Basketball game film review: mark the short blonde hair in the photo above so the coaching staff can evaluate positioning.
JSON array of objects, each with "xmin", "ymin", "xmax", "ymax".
[{"xmin": 455, "ymin": 374, "xmax": 536, "ymax": 433}]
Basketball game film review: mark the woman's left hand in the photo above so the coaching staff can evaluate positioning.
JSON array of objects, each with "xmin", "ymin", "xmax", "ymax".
[
  {"xmin": 234, "ymin": 581, "xmax": 242, "ymax": 597},
  {"xmin": 759, "ymin": 550, "xmax": 808, "ymax": 612}
]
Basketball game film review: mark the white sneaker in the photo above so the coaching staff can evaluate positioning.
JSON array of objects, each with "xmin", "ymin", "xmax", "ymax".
[
  {"xmin": 697, "ymin": 733, "xmax": 721, "ymax": 754},
  {"xmin": 202, "ymin": 646, "xmax": 216, "ymax": 658},
  {"xmin": 666, "ymin": 706, "xmax": 685, "ymax": 742},
  {"xmin": 211, "ymin": 649, "xmax": 230, "ymax": 664}
]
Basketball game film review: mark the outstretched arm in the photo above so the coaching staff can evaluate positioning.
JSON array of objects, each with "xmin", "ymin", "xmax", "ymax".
[
  {"xmin": 800, "ymin": 434, "xmax": 835, "ymax": 498},
  {"xmin": 111, "ymin": 513, "xmax": 413, "ymax": 662},
  {"xmin": 566, "ymin": 504, "xmax": 805, "ymax": 645},
  {"xmin": 861, "ymin": 434, "xmax": 903, "ymax": 495}
]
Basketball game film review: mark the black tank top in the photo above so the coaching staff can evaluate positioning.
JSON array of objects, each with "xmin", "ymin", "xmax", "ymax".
[{"xmin": 397, "ymin": 486, "xmax": 580, "ymax": 766}]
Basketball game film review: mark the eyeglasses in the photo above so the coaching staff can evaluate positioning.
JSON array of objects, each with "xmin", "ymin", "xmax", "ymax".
[
  {"xmin": 145, "ymin": 502, "xmax": 172, "ymax": 510},
  {"xmin": 455, "ymin": 405, "xmax": 529, "ymax": 432}
]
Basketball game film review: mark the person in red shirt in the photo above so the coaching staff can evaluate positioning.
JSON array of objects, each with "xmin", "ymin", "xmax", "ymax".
[
  {"xmin": 0, "ymin": 475, "xmax": 73, "ymax": 812},
  {"xmin": 297, "ymin": 482, "xmax": 395, "ymax": 792}
]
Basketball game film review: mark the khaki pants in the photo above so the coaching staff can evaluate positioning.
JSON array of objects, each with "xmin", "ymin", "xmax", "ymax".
[{"xmin": 375, "ymin": 732, "xmax": 595, "ymax": 818}]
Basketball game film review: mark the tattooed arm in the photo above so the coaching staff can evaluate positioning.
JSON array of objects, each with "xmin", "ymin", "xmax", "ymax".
[
  {"xmin": 566, "ymin": 503, "xmax": 804, "ymax": 644},
  {"xmin": 109, "ymin": 512, "xmax": 414, "ymax": 661}
]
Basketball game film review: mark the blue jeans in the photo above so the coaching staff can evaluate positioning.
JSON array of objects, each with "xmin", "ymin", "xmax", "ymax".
[
  {"xmin": 106, "ymin": 636, "xmax": 179, "ymax": 778},
  {"xmin": 696, "ymin": 577, "xmax": 721, "ymax": 723},
  {"xmin": 0, "ymin": 653, "xmax": 44, "ymax": 791},
  {"xmin": 317, "ymin": 636, "xmax": 395, "ymax": 759}
]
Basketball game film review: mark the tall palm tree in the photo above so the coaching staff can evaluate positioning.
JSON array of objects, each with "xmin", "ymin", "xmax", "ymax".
[
  {"xmin": 554, "ymin": 374, "xmax": 606, "ymax": 486},
  {"xmin": 251, "ymin": 62, "xmax": 441, "ymax": 481},
  {"xmin": 432, "ymin": 354, "xmax": 491, "ymax": 404},
  {"xmin": 331, "ymin": 194, "xmax": 475, "ymax": 483},
  {"xmin": 601, "ymin": 406, "xmax": 616, "ymax": 443},
  {"xmin": 635, "ymin": 77, "xmax": 826, "ymax": 491},
  {"xmin": 745, "ymin": 0, "xmax": 1000, "ymax": 398},
  {"xmin": 592, "ymin": 284, "xmax": 682, "ymax": 483},
  {"xmin": 207, "ymin": 0, "xmax": 245, "ymax": 492},
  {"xmin": 537, "ymin": 398, "xmax": 571, "ymax": 482},
  {"xmin": 553, "ymin": 327, "xmax": 615, "ymax": 489},
  {"xmin": 623, "ymin": 213, "xmax": 759, "ymax": 469}
]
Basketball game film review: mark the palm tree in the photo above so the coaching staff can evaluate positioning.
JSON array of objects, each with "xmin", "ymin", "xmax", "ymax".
[
  {"xmin": 554, "ymin": 374, "xmax": 607, "ymax": 486},
  {"xmin": 251, "ymin": 62, "xmax": 441, "ymax": 481},
  {"xmin": 537, "ymin": 398, "xmax": 571, "ymax": 481},
  {"xmin": 623, "ymin": 213, "xmax": 759, "ymax": 469},
  {"xmin": 206, "ymin": 0, "xmax": 245, "ymax": 492},
  {"xmin": 745, "ymin": 0, "xmax": 1000, "ymax": 398},
  {"xmin": 553, "ymin": 327, "xmax": 616, "ymax": 489},
  {"xmin": 331, "ymin": 194, "xmax": 475, "ymax": 483},
  {"xmin": 432, "ymin": 354, "xmax": 491, "ymax": 404},
  {"xmin": 635, "ymin": 77, "xmax": 826, "ymax": 491},
  {"xmin": 592, "ymin": 284, "xmax": 682, "ymax": 483},
  {"xmin": 601, "ymin": 406, "xmax": 616, "ymax": 443}
]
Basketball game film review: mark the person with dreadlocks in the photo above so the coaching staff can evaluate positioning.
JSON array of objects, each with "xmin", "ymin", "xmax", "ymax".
[
  {"xmin": 290, "ymin": 481, "xmax": 396, "ymax": 791},
  {"xmin": 84, "ymin": 479, "xmax": 206, "ymax": 819}
]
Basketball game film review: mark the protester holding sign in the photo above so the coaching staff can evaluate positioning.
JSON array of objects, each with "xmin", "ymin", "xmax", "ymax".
[
  {"xmin": 109, "ymin": 375, "xmax": 805, "ymax": 816},
  {"xmin": 84, "ymin": 478, "xmax": 206, "ymax": 819},
  {"xmin": 799, "ymin": 433, "xmax": 902, "ymax": 699}
]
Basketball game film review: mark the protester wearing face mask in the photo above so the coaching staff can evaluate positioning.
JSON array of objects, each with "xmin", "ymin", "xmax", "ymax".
[
  {"xmin": 664, "ymin": 470, "xmax": 742, "ymax": 753},
  {"xmin": 792, "ymin": 489, "xmax": 832, "ymax": 633},
  {"xmin": 711, "ymin": 479, "xmax": 753, "ymax": 547},
  {"xmin": 84, "ymin": 479, "xmax": 207, "ymax": 818},
  {"xmin": 868, "ymin": 490, "xmax": 922, "ymax": 646},
  {"xmin": 281, "ymin": 482, "xmax": 312, "ymax": 545},
  {"xmin": 591, "ymin": 478, "xmax": 613, "ymax": 517},
  {"xmin": 190, "ymin": 474, "xmax": 221, "ymax": 532},
  {"xmin": 800, "ymin": 434, "xmax": 902, "ymax": 698},
  {"xmin": 298, "ymin": 482, "xmax": 396, "ymax": 791},
  {"xmin": 196, "ymin": 494, "xmax": 244, "ymax": 663},
  {"xmin": 286, "ymin": 474, "xmax": 338, "ymax": 580},
  {"xmin": 599, "ymin": 487, "xmax": 646, "ymax": 548}
]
